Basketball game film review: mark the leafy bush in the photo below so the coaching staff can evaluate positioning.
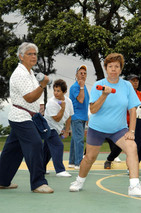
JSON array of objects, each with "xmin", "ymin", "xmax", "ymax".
[{"xmin": 0, "ymin": 125, "xmax": 11, "ymax": 136}]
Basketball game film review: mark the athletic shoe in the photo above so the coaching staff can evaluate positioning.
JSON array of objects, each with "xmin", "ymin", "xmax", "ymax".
[
  {"xmin": 56, "ymin": 171, "xmax": 72, "ymax": 177},
  {"xmin": 114, "ymin": 157, "xmax": 121, "ymax": 162},
  {"xmin": 68, "ymin": 164, "xmax": 75, "ymax": 168},
  {"xmin": 0, "ymin": 183, "xmax": 18, "ymax": 189},
  {"xmin": 46, "ymin": 170, "xmax": 50, "ymax": 175},
  {"xmin": 104, "ymin": 160, "xmax": 111, "ymax": 169},
  {"xmin": 127, "ymin": 169, "xmax": 129, "ymax": 175},
  {"xmin": 128, "ymin": 183, "xmax": 141, "ymax": 197},
  {"xmin": 33, "ymin": 184, "xmax": 54, "ymax": 193},
  {"xmin": 74, "ymin": 165, "xmax": 80, "ymax": 170},
  {"xmin": 69, "ymin": 177, "xmax": 84, "ymax": 192}
]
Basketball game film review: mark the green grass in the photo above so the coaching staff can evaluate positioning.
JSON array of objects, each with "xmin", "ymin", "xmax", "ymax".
[
  {"xmin": 0, "ymin": 136, "xmax": 110, "ymax": 152},
  {"xmin": 0, "ymin": 137, "xmax": 6, "ymax": 151}
]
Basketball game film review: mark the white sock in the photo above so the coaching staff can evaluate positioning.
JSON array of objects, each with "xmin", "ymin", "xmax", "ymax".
[
  {"xmin": 129, "ymin": 178, "xmax": 139, "ymax": 188},
  {"xmin": 77, "ymin": 176, "xmax": 86, "ymax": 183}
]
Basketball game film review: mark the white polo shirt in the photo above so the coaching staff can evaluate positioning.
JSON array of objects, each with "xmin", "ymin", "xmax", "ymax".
[
  {"xmin": 44, "ymin": 96, "xmax": 74, "ymax": 134},
  {"xmin": 8, "ymin": 63, "xmax": 40, "ymax": 122}
]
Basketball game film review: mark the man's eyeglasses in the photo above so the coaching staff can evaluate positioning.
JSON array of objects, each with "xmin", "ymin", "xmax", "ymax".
[
  {"xmin": 78, "ymin": 72, "xmax": 87, "ymax": 75},
  {"xmin": 25, "ymin": 53, "xmax": 37, "ymax": 56}
]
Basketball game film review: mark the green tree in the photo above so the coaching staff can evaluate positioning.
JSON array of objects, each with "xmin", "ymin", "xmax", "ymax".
[
  {"xmin": 0, "ymin": 0, "xmax": 141, "ymax": 107},
  {"xmin": 15, "ymin": 0, "xmax": 141, "ymax": 80},
  {"xmin": 34, "ymin": 10, "xmax": 111, "ymax": 80},
  {"xmin": 67, "ymin": 0, "xmax": 141, "ymax": 79},
  {"xmin": 0, "ymin": 3, "xmax": 21, "ymax": 106},
  {"xmin": 115, "ymin": 16, "xmax": 141, "ymax": 76},
  {"xmin": 14, "ymin": 0, "xmax": 78, "ymax": 104}
]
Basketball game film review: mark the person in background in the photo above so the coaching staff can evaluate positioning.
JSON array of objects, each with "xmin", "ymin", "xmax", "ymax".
[
  {"xmin": 39, "ymin": 103, "xmax": 45, "ymax": 115},
  {"xmin": 104, "ymin": 138, "xmax": 122, "ymax": 169},
  {"xmin": 69, "ymin": 53, "xmax": 141, "ymax": 197},
  {"xmin": 127, "ymin": 75, "xmax": 141, "ymax": 163},
  {"xmin": 0, "ymin": 42, "xmax": 54, "ymax": 193},
  {"xmin": 43, "ymin": 79, "xmax": 74, "ymax": 177},
  {"xmin": 104, "ymin": 74, "xmax": 141, "ymax": 169},
  {"xmin": 68, "ymin": 65, "xmax": 89, "ymax": 170}
]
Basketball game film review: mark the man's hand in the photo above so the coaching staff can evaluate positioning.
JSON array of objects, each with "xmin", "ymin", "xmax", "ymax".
[{"xmin": 78, "ymin": 79, "xmax": 85, "ymax": 87}]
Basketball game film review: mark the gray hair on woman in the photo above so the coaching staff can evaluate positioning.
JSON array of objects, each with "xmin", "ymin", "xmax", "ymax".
[{"xmin": 17, "ymin": 42, "xmax": 38, "ymax": 59}]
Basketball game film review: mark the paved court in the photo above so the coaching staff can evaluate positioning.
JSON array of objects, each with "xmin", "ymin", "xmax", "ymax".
[{"xmin": 0, "ymin": 153, "xmax": 141, "ymax": 213}]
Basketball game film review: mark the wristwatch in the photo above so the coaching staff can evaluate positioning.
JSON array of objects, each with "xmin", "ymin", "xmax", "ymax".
[
  {"xmin": 80, "ymin": 87, "xmax": 84, "ymax": 90},
  {"xmin": 39, "ymin": 84, "xmax": 45, "ymax": 89}
]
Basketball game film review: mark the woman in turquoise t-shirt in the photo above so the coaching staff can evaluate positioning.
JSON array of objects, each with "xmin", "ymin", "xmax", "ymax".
[{"xmin": 69, "ymin": 53, "xmax": 141, "ymax": 197}]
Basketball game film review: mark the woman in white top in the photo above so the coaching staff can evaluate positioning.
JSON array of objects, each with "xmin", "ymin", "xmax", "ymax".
[
  {"xmin": 43, "ymin": 79, "xmax": 74, "ymax": 177},
  {"xmin": 0, "ymin": 42, "xmax": 53, "ymax": 193}
]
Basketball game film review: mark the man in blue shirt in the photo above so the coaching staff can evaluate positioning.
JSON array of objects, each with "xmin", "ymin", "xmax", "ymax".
[{"xmin": 69, "ymin": 65, "xmax": 89, "ymax": 169}]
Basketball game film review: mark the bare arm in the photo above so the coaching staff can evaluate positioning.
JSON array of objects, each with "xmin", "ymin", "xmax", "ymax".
[
  {"xmin": 77, "ymin": 80, "xmax": 85, "ymax": 103},
  {"xmin": 77, "ymin": 89, "xmax": 85, "ymax": 103},
  {"xmin": 63, "ymin": 116, "xmax": 71, "ymax": 138},
  {"xmin": 23, "ymin": 75, "xmax": 49, "ymax": 103},
  {"xmin": 125, "ymin": 107, "xmax": 137, "ymax": 140},
  {"xmin": 90, "ymin": 85, "xmax": 114, "ymax": 114},
  {"xmin": 52, "ymin": 101, "xmax": 65, "ymax": 122},
  {"xmin": 90, "ymin": 93, "xmax": 108, "ymax": 114}
]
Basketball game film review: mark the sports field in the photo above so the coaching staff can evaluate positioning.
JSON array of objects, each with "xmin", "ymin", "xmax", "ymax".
[{"xmin": 0, "ymin": 152, "xmax": 141, "ymax": 213}]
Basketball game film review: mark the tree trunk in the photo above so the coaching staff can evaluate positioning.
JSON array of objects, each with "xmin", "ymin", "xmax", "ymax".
[{"xmin": 90, "ymin": 51, "xmax": 105, "ymax": 80}]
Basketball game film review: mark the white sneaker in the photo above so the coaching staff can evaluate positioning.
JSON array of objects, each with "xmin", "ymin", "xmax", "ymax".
[
  {"xmin": 128, "ymin": 183, "xmax": 141, "ymax": 197},
  {"xmin": 68, "ymin": 164, "xmax": 75, "ymax": 168},
  {"xmin": 114, "ymin": 157, "xmax": 121, "ymax": 162},
  {"xmin": 74, "ymin": 165, "xmax": 80, "ymax": 170},
  {"xmin": 69, "ymin": 177, "xmax": 84, "ymax": 192},
  {"xmin": 56, "ymin": 171, "xmax": 72, "ymax": 177}
]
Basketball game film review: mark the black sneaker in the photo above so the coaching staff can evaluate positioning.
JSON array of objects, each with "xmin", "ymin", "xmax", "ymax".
[{"xmin": 104, "ymin": 160, "xmax": 111, "ymax": 169}]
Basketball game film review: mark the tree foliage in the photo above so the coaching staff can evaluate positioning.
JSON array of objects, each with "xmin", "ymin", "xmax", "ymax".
[
  {"xmin": 0, "ymin": 0, "xmax": 141, "ymax": 106},
  {"xmin": 0, "ymin": 124, "xmax": 11, "ymax": 135},
  {"xmin": 15, "ymin": 0, "xmax": 141, "ymax": 79},
  {"xmin": 115, "ymin": 16, "xmax": 141, "ymax": 76},
  {"xmin": 0, "ymin": 12, "xmax": 21, "ymax": 108}
]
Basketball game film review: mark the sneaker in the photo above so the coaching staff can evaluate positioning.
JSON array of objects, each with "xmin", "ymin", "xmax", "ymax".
[
  {"xmin": 0, "ymin": 183, "xmax": 18, "ymax": 189},
  {"xmin": 74, "ymin": 165, "xmax": 80, "ymax": 170},
  {"xmin": 127, "ymin": 169, "xmax": 129, "ymax": 175},
  {"xmin": 104, "ymin": 160, "xmax": 111, "ymax": 169},
  {"xmin": 128, "ymin": 183, "xmax": 141, "ymax": 197},
  {"xmin": 69, "ymin": 177, "xmax": 84, "ymax": 192},
  {"xmin": 33, "ymin": 184, "xmax": 54, "ymax": 193},
  {"xmin": 46, "ymin": 170, "xmax": 50, "ymax": 175},
  {"xmin": 68, "ymin": 164, "xmax": 75, "ymax": 168},
  {"xmin": 56, "ymin": 171, "xmax": 72, "ymax": 177},
  {"xmin": 114, "ymin": 157, "xmax": 121, "ymax": 162}
]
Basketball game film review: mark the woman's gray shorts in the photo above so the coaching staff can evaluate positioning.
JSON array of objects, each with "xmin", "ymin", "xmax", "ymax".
[{"xmin": 86, "ymin": 127, "xmax": 128, "ymax": 146}]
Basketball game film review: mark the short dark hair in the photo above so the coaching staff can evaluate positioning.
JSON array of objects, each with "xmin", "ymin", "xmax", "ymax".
[{"xmin": 53, "ymin": 79, "xmax": 67, "ymax": 93}]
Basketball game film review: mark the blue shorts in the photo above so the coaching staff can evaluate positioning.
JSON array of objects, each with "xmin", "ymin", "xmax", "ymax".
[{"xmin": 86, "ymin": 127, "xmax": 128, "ymax": 146}]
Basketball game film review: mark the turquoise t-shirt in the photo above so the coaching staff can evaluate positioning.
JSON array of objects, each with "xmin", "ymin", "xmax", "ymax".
[
  {"xmin": 88, "ymin": 78, "xmax": 141, "ymax": 133},
  {"xmin": 69, "ymin": 81, "xmax": 89, "ymax": 121}
]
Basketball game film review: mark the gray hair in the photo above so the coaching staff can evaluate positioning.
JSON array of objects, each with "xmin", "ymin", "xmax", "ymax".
[{"xmin": 17, "ymin": 42, "xmax": 38, "ymax": 59}]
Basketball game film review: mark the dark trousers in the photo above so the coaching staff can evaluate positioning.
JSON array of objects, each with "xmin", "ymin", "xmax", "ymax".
[
  {"xmin": 0, "ymin": 120, "xmax": 47, "ymax": 190},
  {"xmin": 135, "ymin": 118, "xmax": 141, "ymax": 162},
  {"xmin": 43, "ymin": 129, "xmax": 65, "ymax": 174},
  {"xmin": 106, "ymin": 138, "xmax": 122, "ymax": 161}
]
